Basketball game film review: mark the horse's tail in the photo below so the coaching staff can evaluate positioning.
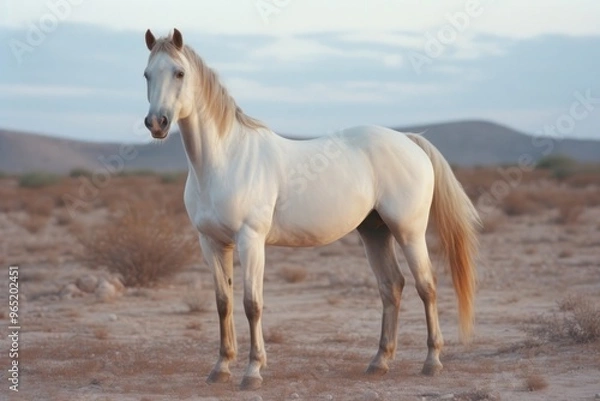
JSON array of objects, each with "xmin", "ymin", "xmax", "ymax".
[{"xmin": 407, "ymin": 133, "xmax": 481, "ymax": 342}]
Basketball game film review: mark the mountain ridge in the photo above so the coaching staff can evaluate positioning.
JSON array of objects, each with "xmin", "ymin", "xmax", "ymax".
[{"xmin": 1, "ymin": 120, "xmax": 598, "ymax": 174}]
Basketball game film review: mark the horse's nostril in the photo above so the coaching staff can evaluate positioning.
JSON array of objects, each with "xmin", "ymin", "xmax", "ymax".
[
  {"xmin": 160, "ymin": 115, "xmax": 169, "ymax": 128},
  {"xmin": 144, "ymin": 116, "xmax": 152, "ymax": 129}
]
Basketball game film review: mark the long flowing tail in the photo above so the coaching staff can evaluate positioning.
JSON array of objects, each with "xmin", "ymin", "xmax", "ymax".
[{"xmin": 408, "ymin": 133, "xmax": 481, "ymax": 342}]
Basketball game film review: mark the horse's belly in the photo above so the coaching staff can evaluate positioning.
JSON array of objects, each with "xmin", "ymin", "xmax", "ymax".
[{"xmin": 266, "ymin": 186, "xmax": 373, "ymax": 247}]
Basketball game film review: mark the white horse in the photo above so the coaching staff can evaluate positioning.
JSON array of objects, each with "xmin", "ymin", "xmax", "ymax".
[{"xmin": 143, "ymin": 29, "xmax": 480, "ymax": 390}]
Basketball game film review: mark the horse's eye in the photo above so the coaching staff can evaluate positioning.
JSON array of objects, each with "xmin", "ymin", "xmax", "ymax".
[{"xmin": 175, "ymin": 70, "xmax": 185, "ymax": 79}]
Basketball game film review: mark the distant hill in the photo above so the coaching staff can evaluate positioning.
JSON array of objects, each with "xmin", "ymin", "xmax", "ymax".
[
  {"xmin": 1, "ymin": 120, "xmax": 598, "ymax": 174},
  {"xmin": 395, "ymin": 120, "xmax": 600, "ymax": 166}
]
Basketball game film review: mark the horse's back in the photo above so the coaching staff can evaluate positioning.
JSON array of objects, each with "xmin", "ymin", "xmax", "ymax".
[{"xmin": 336, "ymin": 125, "xmax": 433, "ymax": 182}]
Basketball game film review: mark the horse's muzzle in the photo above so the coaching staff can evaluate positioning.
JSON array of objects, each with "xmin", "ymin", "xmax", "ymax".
[{"xmin": 144, "ymin": 113, "xmax": 170, "ymax": 139}]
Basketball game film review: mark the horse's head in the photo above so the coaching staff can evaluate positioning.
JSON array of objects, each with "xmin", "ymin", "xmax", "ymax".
[{"xmin": 143, "ymin": 28, "xmax": 195, "ymax": 139}]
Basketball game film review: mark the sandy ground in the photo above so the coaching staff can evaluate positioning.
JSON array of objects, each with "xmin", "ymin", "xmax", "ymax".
[{"xmin": 1, "ymin": 201, "xmax": 599, "ymax": 401}]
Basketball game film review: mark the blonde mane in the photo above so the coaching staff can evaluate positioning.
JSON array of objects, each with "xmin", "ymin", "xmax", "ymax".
[{"xmin": 150, "ymin": 38, "xmax": 266, "ymax": 135}]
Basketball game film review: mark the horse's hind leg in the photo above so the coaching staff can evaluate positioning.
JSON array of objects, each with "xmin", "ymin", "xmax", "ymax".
[
  {"xmin": 357, "ymin": 212, "xmax": 405, "ymax": 375},
  {"xmin": 399, "ymin": 232, "xmax": 444, "ymax": 376}
]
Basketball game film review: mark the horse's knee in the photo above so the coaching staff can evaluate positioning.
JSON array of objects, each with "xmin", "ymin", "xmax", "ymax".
[
  {"xmin": 416, "ymin": 280, "xmax": 436, "ymax": 304},
  {"xmin": 380, "ymin": 275, "xmax": 404, "ymax": 308},
  {"xmin": 216, "ymin": 294, "xmax": 232, "ymax": 318},
  {"xmin": 397, "ymin": 273, "xmax": 406, "ymax": 292},
  {"xmin": 243, "ymin": 298, "xmax": 262, "ymax": 321}
]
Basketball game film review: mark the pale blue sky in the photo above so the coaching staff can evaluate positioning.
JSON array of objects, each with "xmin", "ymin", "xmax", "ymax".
[{"xmin": 1, "ymin": 0, "xmax": 599, "ymax": 142}]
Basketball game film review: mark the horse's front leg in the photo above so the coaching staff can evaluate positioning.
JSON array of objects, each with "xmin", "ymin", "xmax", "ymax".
[
  {"xmin": 237, "ymin": 228, "xmax": 267, "ymax": 390},
  {"xmin": 201, "ymin": 235, "xmax": 236, "ymax": 384}
]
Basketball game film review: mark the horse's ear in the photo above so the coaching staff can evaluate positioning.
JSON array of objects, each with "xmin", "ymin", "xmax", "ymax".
[
  {"xmin": 172, "ymin": 28, "xmax": 183, "ymax": 50},
  {"xmin": 145, "ymin": 29, "xmax": 156, "ymax": 51}
]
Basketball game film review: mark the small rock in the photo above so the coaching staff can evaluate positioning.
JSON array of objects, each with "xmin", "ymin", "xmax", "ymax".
[
  {"xmin": 76, "ymin": 274, "xmax": 98, "ymax": 293},
  {"xmin": 60, "ymin": 283, "xmax": 83, "ymax": 300},
  {"xmin": 95, "ymin": 279, "xmax": 118, "ymax": 302},
  {"xmin": 107, "ymin": 313, "xmax": 118, "ymax": 322},
  {"xmin": 289, "ymin": 393, "xmax": 300, "ymax": 400},
  {"xmin": 108, "ymin": 275, "xmax": 125, "ymax": 293},
  {"xmin": 360, "ymin": 390, "xmax": 380, "ymax": 401},
  {"xmin": 324, "ymin": 396, "xmax": 333, "ymax": 401}
]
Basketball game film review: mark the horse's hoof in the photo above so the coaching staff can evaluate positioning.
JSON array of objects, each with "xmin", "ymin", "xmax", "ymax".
[
  {"xmin": 240, "ymin": 375, "xmax": 262, "ymax": 390},
  {"xmin": 421, "ymin": 362, "xmax": 443, "ymax": 376},
  {"xmin": 207, "ymin": 370, "xmax": 231, "ymax": 383},
  {"xmin": 365, "ymin": 363, "xmax": 388, "ymax": 376}
]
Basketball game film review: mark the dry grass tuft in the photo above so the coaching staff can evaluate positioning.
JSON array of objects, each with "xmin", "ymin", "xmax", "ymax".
[
  {"xmin": 555, "ymin": 198, "xmax": 584, "ymax": 225},
  {"xmin": 480, "ymin": 214, "xmax": 504, "ymax": 234},
  {"xmin": 183, "ymin": 281, "xmax": 211, "ymax": 313},
  {"xmin": 279, "ymin": 266, "xmax": 308, "ymax": 283},
  {"xmin": 529, "ymin": 296, "xmax": 600, "ymax": 344},
  {"xmin": 77, "ymin": 201, "xmax": 198, "ymax": 287},
  {"xmin": 558, "ymin": 249, "xmax": 573, "ymax": 258},
  {"xmin": 264, "ymin": 328, "xmax": 285, "ymax": 344},
  {"xmin": 20, "ymin": 214, "xmax": 49, "ymax": 234},
  {"xmin": 93, "ymin": 326, "xmax": 110, "ymax": 340},
  {"xmin": 55, "ymin": 210, "xmax": 73, "ymax": 226},
  {"xmin": 502, "ymin": 191, "xmax": 538, "ymax": 216},
  {"xmin": 24, "ymin": 196, "xmax": 55, "ymax": 216},
  {"xmin": 525, "ymin": 374, "xmax": 548, "ymax": 391},
  {"xmin": 185, "ymin": 321, "xmax": 202, "ymax": 330},
  {"xmin": 453, "ymin": 388, "xmax": 500, "ymax": 401}
]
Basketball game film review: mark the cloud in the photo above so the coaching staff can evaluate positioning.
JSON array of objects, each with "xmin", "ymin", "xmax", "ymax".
[
  {"xmin": 248, "ymin": 36, "xmax": 404, "ymax": 67},
  {"xmin": 0, "ymin": 84, "xmax": 137, "ymax": 99},
  {"xmin": 3, "ymin": 0, "xmax": 600, "ymax": 37},
  {"xmin": 225, "ymin": 77, "xmax": 452, "ymax": 103},
  {"xmin": 336, "ymin": 32, "xmax": 424, "ymax": 49}
]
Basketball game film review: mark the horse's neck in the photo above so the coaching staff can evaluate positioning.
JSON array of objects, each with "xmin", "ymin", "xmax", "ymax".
[{"xmin": 178, "ymin": 111, "xmax": 261, "ymax": 180}]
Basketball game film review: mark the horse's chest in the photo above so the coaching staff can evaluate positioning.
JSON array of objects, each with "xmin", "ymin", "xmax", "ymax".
[{"xmin": 184, "ymin": 184, "xmax": 241, "ymax": 242}]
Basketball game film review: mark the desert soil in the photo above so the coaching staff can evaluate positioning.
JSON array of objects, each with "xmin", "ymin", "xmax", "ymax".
[{"xmin": 0, "ymin": 190, "xmax": 599, "ymax": 401}]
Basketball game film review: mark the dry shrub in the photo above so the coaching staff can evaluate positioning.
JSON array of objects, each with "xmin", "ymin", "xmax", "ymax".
[
  {"xmin": 480, "ymin": 213, "xmax": 504, "ymax": 234},
  {"xmin": 502, "ymin": 191, "xmax": 538, "ymax": 216},
  {"xmin": 453, "ymin": 388, "xmax": 500, "ymax": 401},
  {"xmin": 264, "ymin": 328, "xmax": 285, "ymax": 344},
  {"xmin": 77, "ymin": 201, "xmax": 198, "ymax": 287},
  {"xmin": 18, "ymin": 172, "xmax": 61, "ymax": 188},
  {"xmin": 23, "ymin": 195, "xmax": 55, "ymax": 216},
  {"xmin": 529, "ymin": 296, "xmax": 600, "ymax": 344},
  {"xmin": 525, "ymin": 374, "xmax": 548, "ymax": 391},
  {"xmin": 558, "ymin": 249, "xmax": 573, "ymax": 258},
  {"xmin": 183, "ymin": 281, "xmax": 211, "ymax": 313},
  {"xmin": 93, "ymin": 326, "xmax": 110, "ymax": 340},
  {"xmin": 55, "ymin": 209, "xmax": 73, "ymax": 226},
  {"xmin": 279, "ymin": 266, "xmax": 307, "ymax": 283},
  {"xmin": 555, "ymin": 198, "xmax": 583, "ymax": 225},
  {"xmin": 21, "ymin": 214, "xmax": 49, "ymax": 234},
  {"xmin": 565, "ymin": 171, "xmax": 600, "ymax": 188},
  {"xmin": 185, "ymin": 321, "xmax": 202, "ymax": 330}
]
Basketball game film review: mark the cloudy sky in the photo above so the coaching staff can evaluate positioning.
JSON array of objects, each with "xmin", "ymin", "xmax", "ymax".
[{"xmin": 1, "ymin": 0, "xmax": 599, "ymax": 142}]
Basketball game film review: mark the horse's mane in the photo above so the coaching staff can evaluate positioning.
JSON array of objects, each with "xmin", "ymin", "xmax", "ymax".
[{"xmin": 150, "ymin": 38, "xmax": 266, "ymax": 135}]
